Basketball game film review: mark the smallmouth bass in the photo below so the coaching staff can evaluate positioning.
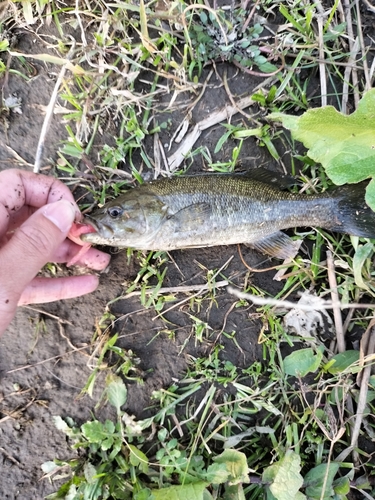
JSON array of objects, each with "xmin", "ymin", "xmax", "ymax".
[{"xmin": 82, "ymin": 171, "xmax": 375, "ymax": 259}]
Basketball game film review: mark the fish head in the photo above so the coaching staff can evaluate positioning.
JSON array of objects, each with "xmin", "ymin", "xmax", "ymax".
[{"xmin": 81, "ymin": 193, "xmax": 168, "ymax": 248}]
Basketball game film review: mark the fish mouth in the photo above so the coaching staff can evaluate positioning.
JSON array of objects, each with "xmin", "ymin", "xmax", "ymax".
[
  {"xmin": 80, "ymin": 216, "xmax": 115, "ymax": 243},
  {"xmin": 83, "ymin": 216, "xmax": 99, "ymax": 232}
]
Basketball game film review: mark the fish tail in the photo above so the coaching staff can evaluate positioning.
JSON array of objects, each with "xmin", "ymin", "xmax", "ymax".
[{"xmin": 329, "ymin": 181, "xmax": 375, "ymax": 239}]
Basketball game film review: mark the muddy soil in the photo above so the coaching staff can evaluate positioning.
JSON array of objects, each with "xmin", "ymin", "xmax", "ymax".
[{"xmin": 0, "ymin": 8, "xmax": 374, "ymax": 500}]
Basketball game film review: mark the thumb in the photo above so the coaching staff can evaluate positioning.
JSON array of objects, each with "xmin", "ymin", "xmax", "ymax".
[{"xmin": 0, "ymin": 200, "xmax": 76, "ymax": 323}]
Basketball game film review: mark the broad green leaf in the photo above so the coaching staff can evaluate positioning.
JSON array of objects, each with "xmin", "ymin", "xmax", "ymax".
[
  {"xmin": 283, "ymin": 348, "xmax": 323, "ymax": 377},
  {"xmin": 203, "ymin": 491, "xmax": 214, "ymax": 500},
  {"xmin": 104, "ymin": 419, "xmax": 116, "ymax": 433},
  {"xmin": 101, "ymin": 436, "xmax": 114, "ymax": 451},
  {"xmin": 258, "ymin": 61, "xmax": 278, "ymax": 73},
  {"xmin": 83, "ymin": 462, "xmax": 97, "ymax": 483},
  {"xmin": 222, "ymin": 483, "xmax": 246, "ymax": 500},
  {"xmin": 82, "ymin": 420, "xmax": 111, "ymax": 442},
  {"xmin": 128, "ymin": 444, "xmax": 149, "ymax": 473},
  {"xmin": 262, "ymin": 450, "xmax": 305, "ymax": 500},
  {"xmin": 333, "ymin": 476, "xmax": 350, "ymax": 495},
  {"xmin": 150, "ymin": 482, "xmax": 209, "ymax": 500},
  {"xmin": 106, "ymin": 375, "xmax": 128, "ymax": 413},
  {"xmin": 364, "ymin": 178, "xmax": 375, "ymax": 210},
  {"xmin": 270, "ymin": 89, "xmax": 375, "ymax": 210},
  {"xmin": 205, "ymin": 462, "xmax": 230, "ymax": 484},
  {"xmin": 325, "ymin": 350, "xmax": 360, "ymax": 375},
  {"xmin": 304, "ymin": 463, "xmax": 340, "ymax": 499},
  {"xmin": 0, "ymin": 40, "xmax": 9, "ymax": 51},
  {"xmin": 353, "ymin": 242, "xmax": 374, "ymax": 290},
  {"xmin": 212, "ymin": 449, "xmax": 250, "ymax": 485},
  {"xmin": 134, "ymin": 489, "xmax": 153, "ymax": 500},
  {"xmin": 66, "ymin": 484, "xmax": 78, "ymax": 500}
]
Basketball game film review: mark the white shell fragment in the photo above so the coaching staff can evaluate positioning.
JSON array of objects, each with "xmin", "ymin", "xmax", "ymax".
[
  {"xmin": 4, "ymin": 95, "xmax": 22, "ymax": 114},
  {"xmin": 283, "ymin": 291, "xmax": 335, "ymax": 341}
]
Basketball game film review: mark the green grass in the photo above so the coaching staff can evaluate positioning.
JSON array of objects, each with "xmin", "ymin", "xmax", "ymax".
[{"xmin": 4, "ymin": 0, "xmax": 375, "ymax": 498}]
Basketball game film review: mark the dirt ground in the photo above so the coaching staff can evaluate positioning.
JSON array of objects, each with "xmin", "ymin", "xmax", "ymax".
[
  {"xmin": 1, "ymin": 7, "xmax": 374, "ymax": 499},
  {"xmin": 0, "ymin": 18, "xmax": 289, "ymax": 498}
]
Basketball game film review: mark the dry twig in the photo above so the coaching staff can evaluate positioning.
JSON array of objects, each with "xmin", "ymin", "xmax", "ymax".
[
  {"xmin": 342, "ymin": 0, "xmax": 359, "ymax": 111},
  {"xmin": 355, "ymin": 0, "xmax": 372, "ymax": 91},
  {"xmin": 34, "ymin": 42, "xmax": 76, "ymax": 173},
  {"xmin": 167, "ymin": 76, "xmax": 276, "ymax": 170},
  {"xmin": 350, "ymin": 321, "xmax": 375, "ymax": 465},
  {"xmin": 227, "ymin": 286, "xmax": 375, "ymax": 312},
  {"xmin": 317, "ymin": 16, "xmax": 327, "ymax": 107},
  {"xmin": 326, "ymin": 250, "xmax": 345, "ymax": 353},
  {"xmin": 121, "ymin": 280, "xmax": 229, "ymax": 300}
]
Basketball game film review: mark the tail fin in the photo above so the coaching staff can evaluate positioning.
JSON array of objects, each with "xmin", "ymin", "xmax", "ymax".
[{"xmin": 330, "ymin": 181, "xmax": 375, "ymax": 239}]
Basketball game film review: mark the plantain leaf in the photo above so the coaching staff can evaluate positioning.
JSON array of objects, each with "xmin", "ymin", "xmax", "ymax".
[
  {"xmin": 325, "ymin": 350, "xmax": 360, "ymax": 375},
  {"xmin": 283, "ymin": 348, "xmax": 323, "ymax": 377},
  {"xmin": 304, "ymin": 463, "xmax": 340, "ymax": 499}
]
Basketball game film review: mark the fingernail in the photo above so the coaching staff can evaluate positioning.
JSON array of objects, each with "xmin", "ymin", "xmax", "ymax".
[{"xmin": 43, "ymin": 200, "xmax": 76, "ymax": 233}]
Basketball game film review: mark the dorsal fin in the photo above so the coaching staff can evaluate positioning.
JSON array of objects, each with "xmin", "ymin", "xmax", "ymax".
[{"xmin": 238, "ymin": 167, "xmax": 299, "ymax": 190}]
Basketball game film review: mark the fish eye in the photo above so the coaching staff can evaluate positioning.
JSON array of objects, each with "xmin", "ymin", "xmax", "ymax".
[{"xmin": 108, "ymin": 206, "xmax": 124, "ymax": 218}]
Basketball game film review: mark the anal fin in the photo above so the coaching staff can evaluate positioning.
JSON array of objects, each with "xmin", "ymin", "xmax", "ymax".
[{"xmin": 247, "ymin": 231, "xmax": 302, "ymax": 259}]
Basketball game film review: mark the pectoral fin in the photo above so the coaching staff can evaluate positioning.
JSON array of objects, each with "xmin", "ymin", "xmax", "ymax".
[
  {"xmin": 247, "ymin": 231, "xmax": 302, "ymax": 259},
  {"xmin": 168, "ymin": 202, "xmax": 212, "ymax": 231}
]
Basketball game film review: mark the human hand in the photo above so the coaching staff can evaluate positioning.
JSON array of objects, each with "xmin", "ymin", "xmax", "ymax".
[{"xmin": 0, "ymin": 169, "xmax": 110, "ymax": 335}]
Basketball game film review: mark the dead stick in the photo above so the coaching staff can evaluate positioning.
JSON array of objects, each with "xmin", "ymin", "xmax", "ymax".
[
  {"xmin": 355, "ymin": 0, "xmax": 372, "ymax": 91},
  {"xmin": 227, "ymin": 286, "xmax": 375, "ymax": 312},
  {"xmin": 317, "ymin": 16, "xmax": 327, "ymax": 107},
  {"xmin": 119, "ymin": 280, "xmax": 229, "ymax": 300},
  {"xmin": 326, "ymin": 249, "xmax": 345, "ymax": 353},
  {"xmin": 34, "ymin": 41, "xmax": 76, "ymax": 173},
  {"xmin": 350, "ymin": 323, "xmax": 375, "ymax": 465},
  {"xmin": 342, "ymin": 0, "xmax": 360, "ymax": 111}
]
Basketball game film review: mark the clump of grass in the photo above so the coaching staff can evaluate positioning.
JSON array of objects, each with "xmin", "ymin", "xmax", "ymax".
[{"xmin": 43, "ymin": 324, "xmax": 373, "ymax": 499}]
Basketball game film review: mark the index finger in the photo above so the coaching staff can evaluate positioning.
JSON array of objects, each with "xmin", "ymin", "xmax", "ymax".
[{"xmin": 0, "ymin": 169, "xmax": 82, "ymax": 237}]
